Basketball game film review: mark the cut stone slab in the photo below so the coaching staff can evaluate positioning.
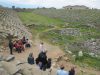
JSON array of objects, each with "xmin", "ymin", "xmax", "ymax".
[
  {"xmin": 16, "ymin": 60, "xmax": 27, "ymax": 66},
  {"xmin": 1, "ymin": 61, "xmax": 21, "ymax": 75},
  {"xmin": 22, "ymin": 69, "xmax": 33, "ymax": 75},
  {"xmin": 15, "ymin": 73, "xmax": 22, "ymax": 75},
  {"xmin": 6, "ymin": 55, "xmax": 15, "ymax": 62},
  {"xmin": 0, "ymin": 54, "xmax": 3, "ymax": 61},
  {"xmin": 0, "ymin": 68, "xmax": 10, "ymax": 75}
]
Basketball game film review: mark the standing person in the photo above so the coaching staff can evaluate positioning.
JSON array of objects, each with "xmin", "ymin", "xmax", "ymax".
[
  {"xmin": 69, "ymin": 67, "xmax": 75, "ymax": 75},
  {"xmin": 57, "ymin": 64, "xmax": 69, "ymax": 75},
  {"xmin": 41, "ymin": 52, "xmax": 47, "ymax": 71},
  {"xmin": 22, "ymin": 36, "xmax": 26, "ymax": 45},
  {"xmin": 8, "ymin": 40, "xmax": 13, "ymax": 55},
  {"xmin": 39, "ymin": 42, "xmax": 45, "ymax": 52},
  {"xmin": 38, "ymin": 51, "xmax": 47, "ymax": 71}
]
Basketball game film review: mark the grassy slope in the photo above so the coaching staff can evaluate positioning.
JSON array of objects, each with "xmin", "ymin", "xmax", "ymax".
[
  {"xmin": 33, "ymin": 9, "xmax": 100, "ymax": 48},
  {"xmin": 18, "ymin": 12, "xmax": 64, "ymax": 25},
  {"xmin": 18, "ymin": 11, "xmax": 100, "ymax": 70},
  {"xmin": 33, "ymin": 9, "xmax": 100, "ymax": 28}
]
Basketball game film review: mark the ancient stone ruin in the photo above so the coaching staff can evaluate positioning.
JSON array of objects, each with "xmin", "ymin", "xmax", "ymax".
[
  {"xmin": 0, "ymin": 7, "xmax": 31, "ymax": 46},
  {"xmin": 0, "ymin": 8, "xmax": 31, "ymax": 38},
  {"xmin": 60, "ymin": 28, "xmax": 80, "ymax": 36}
]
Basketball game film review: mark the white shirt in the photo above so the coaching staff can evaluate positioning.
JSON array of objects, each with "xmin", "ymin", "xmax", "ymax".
[{"xmin": 39, "ymin": 44, "xmax": 45, "ymax": 52}]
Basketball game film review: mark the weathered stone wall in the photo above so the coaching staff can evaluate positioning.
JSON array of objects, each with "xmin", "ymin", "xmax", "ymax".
[
  {"xmin": 63, "ymin": 5, "xmax": 89, "ymax": 10},
  {"xmin": 84, "ymin": 39, "xmax": 100, "ymax": 55},
  {"xmin": 60, "ymin": 28, "xmax": 81, "ymax": 36},
  {"xmin": 0, "ymin": 7, "xmax": 31, "ymax": 42}
]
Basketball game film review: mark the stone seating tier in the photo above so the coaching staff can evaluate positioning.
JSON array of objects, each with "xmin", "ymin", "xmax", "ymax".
[{"xmin": 0, "ymin": 8, "xmax": 31, "ymax": 40}]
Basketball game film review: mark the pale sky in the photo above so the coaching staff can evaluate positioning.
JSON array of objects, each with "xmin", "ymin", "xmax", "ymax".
[{"xmin": 0, "ymin": 0, "xmax": 100, "ymax": 9}]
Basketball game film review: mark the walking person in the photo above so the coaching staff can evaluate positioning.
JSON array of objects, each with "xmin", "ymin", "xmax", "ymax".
[{"xmin": 8, "ymin": 40, "xmax": 13, "ymax": 55}]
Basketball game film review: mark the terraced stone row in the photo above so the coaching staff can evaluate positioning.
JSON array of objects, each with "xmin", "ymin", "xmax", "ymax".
[{"xmin": 0, "ymin": 7, "xmax": 31, "ymax": 40}]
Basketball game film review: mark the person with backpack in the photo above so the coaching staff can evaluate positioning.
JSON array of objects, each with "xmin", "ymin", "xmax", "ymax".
[{"xmin": 38, "ymin": 51, "xmax": 47, "ymax": 71}]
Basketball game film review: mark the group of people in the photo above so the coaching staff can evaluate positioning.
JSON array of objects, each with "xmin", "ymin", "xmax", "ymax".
[
  {"xmin": 27, "ymin": 42, "xmax": 75, "ymax": 75},
  {"xmin": 27, "ymin": 51, "xmax": 75, "ymax": 75},
  {"xmin": 8, "ymin": 36, "xmax": 31, "ymax": 55},
  {"xmin": 27, "ymin": 50, "xmax": 51, "ymax": 71},
  {"xmin": 9, "ymin": 38, "xmax": 75, "ymax": 75},
  {"xmin": 27, "ymin": 42, "xmax": 51, "ymax": 71}
]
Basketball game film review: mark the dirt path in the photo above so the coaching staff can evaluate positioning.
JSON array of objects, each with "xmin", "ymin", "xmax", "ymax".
[{"xmin": 33, "ymin": 30, "xmax": 65, "ymax": 59}]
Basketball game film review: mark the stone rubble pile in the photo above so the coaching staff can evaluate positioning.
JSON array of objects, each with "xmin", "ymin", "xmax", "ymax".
[
  {"xmin": 60, "ymin": 28, "xmax": 80, "ymax": 36},
  {"xmin": 84, "ymin": 39, "xmax": 100, "ymax": 55}
]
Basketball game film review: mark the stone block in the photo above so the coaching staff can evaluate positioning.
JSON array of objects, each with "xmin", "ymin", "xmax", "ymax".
[
  {"xmin": 0, "ymin": 55, "xmax": 3, "ymax": 61},
  {"xmin": 1, "ymin": 61, "xmax": 21, "ymax": 75},
  {"xmin": 6, "ymin": 55, "xmax": 15, "ymax": 62},
  {"xmin": 15, "ymin": 73, "xmax": 22, "ymax": 75},
  {"xmin": 0, "ymin": 68, "xmax": 9, "ymax": 75},
  {"xmin": 22, "ymin": 69, "xmax": 32, "ymax": 75}
]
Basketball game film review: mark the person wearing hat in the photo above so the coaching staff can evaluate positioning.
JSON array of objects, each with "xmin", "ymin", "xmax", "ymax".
[{"xmin": 57, "ymin": 64, "xmax": 69, "ymax": 75}]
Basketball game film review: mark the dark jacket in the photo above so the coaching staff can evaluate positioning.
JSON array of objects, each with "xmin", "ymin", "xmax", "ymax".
[
  {"xmin": 69, "ymin": 69, "xmax": 75, "ymax": 75},
  {"xmin": 9, "ymin": 41, "xmax": 13, "ymax": 48},
  {"xmin": 28, "ymin": 57, "xmax": 34, "ymax": 65}
]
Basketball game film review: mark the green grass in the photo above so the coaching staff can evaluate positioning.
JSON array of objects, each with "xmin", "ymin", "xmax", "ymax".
[
  {"xmin": 18, "ymin": 12, "xmax": 64, "ymax": 26},
  {"xmin": 75, "ymin": 53, "xmax": 100, "ymax": 70},
  {"xmin": 79, "ymin": 27, "xmax": 100, "ymax": 40},
  {"xmin": 40, "ymin": 29, "xmax": 81, "ymax": 47},
  {"xmin": 33, "ymin": 9, "xmax": 100, "ymax": 28}
]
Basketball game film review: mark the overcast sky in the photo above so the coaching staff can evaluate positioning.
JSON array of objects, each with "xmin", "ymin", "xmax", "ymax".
[{"xmin": 0, "ymin": 0, "xmax": 100, "ymax": 9}]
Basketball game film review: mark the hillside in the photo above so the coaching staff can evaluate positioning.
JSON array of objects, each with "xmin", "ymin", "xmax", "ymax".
[
  {"xmin": 32, "ymin": 8, "xmax": 100, "ymax": 54},
  {"xmin": 0, "ymin": 7, "xmax": 31, "ymax": 50},
  {"xmin": 33, "ymin": 8, "xmax": 100, "ymax": 28},
  {"xmin": 18, "ymin": 8, "xmax": 100, "ymax": 72},
  {"xmin": 18, "ymin": 9, "xmax": 100, "ymax": 54}
]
